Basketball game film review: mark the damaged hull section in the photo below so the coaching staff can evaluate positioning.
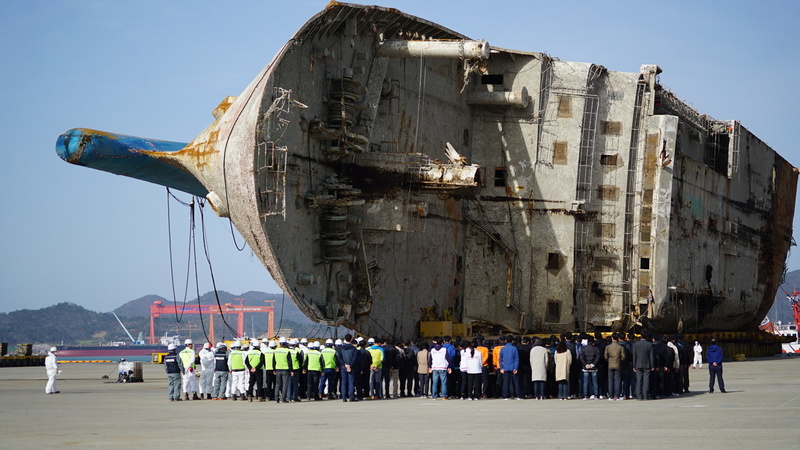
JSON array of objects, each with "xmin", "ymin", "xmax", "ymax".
[{"xmin": 57, "ymin": 3, "xmax": 796, "ymax": 337}]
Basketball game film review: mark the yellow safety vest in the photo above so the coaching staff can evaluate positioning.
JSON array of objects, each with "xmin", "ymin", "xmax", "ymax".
[
  {"xmin": 321, "ymin": 347, "xmax": 337, "ymax": 369},
  {"xmin": 229, "ymin": 350, "xmax": 245, "ymax": 370},
  {"xmin": 262, "ymin": 348, "xmax": 275, "ymax": 370},
  {"xmin": 306, "ymin": 349, "xmax": 322, "ymax": 371},
  {"xmin": 274, "ymin": 347, "xmax": 291, "ymax": 370},
  {"xmin": 179, "ymin": 347, "xmax": 195, "ymax": 369}
]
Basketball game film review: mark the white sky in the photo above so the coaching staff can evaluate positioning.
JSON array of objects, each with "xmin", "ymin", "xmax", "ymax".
[{"xmin": 1, "ymin": 0, "xmax": 798, "ymax": 313}]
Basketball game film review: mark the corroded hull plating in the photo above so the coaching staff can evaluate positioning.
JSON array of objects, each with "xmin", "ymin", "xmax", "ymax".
[{"xmin": 57, "ymin": 3, "xmax": 796, "ymax": 337}]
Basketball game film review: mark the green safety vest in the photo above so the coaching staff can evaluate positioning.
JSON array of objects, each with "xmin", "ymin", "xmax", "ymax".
[
  {"xmin": 262, "ymin": 348, "xmax": 275, "ymax": 370},
  {"xmin": 247, "ymin": 348, "xmax": 262, "ymax": 368},
  {"xmin": 321, "ymin": 347, "xmax": 337, "ymax": 369},
  {"xmin": 229, "ymin": 350, "xmax": 245, "ymax": 370},
  {"xmin": 274, "ymin": 347, "xmax": 290, "ymax": 370},
  {"xmin": 179, "ymin": 347, "xmax": 195, "ymax": 369},
  {"xmin": 288, "ymin": 348, "xmax": 301, "ymax": 371},
  {"xmin": 306, "ymin": 349, "xmax": 322, "ymax": 371}
]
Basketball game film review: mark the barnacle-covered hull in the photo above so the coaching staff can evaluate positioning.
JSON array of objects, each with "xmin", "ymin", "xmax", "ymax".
[{"xmin": 57, "ymin": 3, "xmax": 796, "ymax": 337}]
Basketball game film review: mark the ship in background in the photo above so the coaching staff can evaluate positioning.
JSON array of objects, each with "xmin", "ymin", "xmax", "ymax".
[
  {"xmin": 761, "ymin": 288, "xmax": 800, "ymax": 353},
  {"xmin": 56, "ymin": 3, "xmax": 796, "ymax": 338},
  {"xmin": 56, "ymin": 333, "xmax": 178, "ymax": 362}
]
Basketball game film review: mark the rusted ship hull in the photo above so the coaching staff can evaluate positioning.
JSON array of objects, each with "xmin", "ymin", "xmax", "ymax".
[{"xmin": 57, "ymin": 3, "xmax": 796, "ymax": 337}]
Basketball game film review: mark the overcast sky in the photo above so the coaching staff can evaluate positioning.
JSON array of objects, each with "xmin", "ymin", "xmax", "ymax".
[{"xmin": 1, "ymin": 0, "xmax": 798, "ymax": 314}]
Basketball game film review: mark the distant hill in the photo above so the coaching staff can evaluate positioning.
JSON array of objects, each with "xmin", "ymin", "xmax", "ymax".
[
  {"xmin": 0, "ymin": 291, "xmax": 342, "ymax": 351},
  {"xmin": 114, "ymin": 294, "xmax": 167, "ymax": 318},
  {"xmin": 0, "ymin": 302, "xmax": 125, "ymax": 349}
]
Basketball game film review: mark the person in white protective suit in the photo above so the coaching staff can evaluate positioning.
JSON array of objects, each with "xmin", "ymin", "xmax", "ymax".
[
  {"xmin": 198, "ymin": 342, "xmax": 215, "ymax": 399},
  {"xmin": 45, "ymin": 347, "xmax": 61, "ymax": 394},
  {"xmin": 179, "ymin": 339, "xmax": 200, "ymax": 400},
  {"xmin": 228, "ymin": 340, "xmax": 248, "ymax": 400},
  {"xmin": 692, "ymin": 341, "xmax": 703, "ymax": 369}
]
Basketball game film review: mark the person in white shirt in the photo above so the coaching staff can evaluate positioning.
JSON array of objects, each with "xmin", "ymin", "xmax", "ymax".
[{"xmin": 463, "ymin": 341, "xmax": 484, "ymax": 400}]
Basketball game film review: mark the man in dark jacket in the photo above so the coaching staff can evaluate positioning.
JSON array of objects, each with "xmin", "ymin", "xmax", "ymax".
[
  {"xmin": 676, "ymin": 334, "xmax": 692, "ymax": 393},
  {"xmin": 337, "ymin": 334, "xmax": 360, "ymax": 402},
  {"xmin": 706, "ymin": 339, "xmax": 726, "ymax": 393},
  {"xmin": 579, "ymin": 336, "xmax": 601, "ymax": 399},
  {"xmin": 164, "ymin": 344, "xmax": 184, "ymax": 401},
  {"xmin": 398, "ymin": 342, "xmax": 415, "ymax": 397},
  {"xmin": 357, "ymin": 339, "xmax": 372, "ymax": 400},
  {"xmin": 382, "ymin": 339, "xmax": 399, "ymax": 398},
  {"xmin": 517, "ymin": 337, "xmax": 533, "ymax": 399},
  {"xmin": 562, "ymin": 333, "xmax": 579, "ymax": 398},
  {"xmin": 632, "ymin": 333, "xmax": 654, "ymax": 400}
]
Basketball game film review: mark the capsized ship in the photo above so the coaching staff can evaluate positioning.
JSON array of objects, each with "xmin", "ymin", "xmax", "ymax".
[{"xmin": 56, "ymin": 2, "xmax": 797, "ymax": 338}]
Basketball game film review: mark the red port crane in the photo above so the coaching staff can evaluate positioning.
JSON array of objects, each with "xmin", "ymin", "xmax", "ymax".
[{"xmin": 149, "ymin": 299, "xmax": 274, "ymax": 344}]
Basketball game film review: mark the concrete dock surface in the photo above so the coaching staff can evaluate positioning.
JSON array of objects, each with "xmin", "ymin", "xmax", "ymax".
[{"xmin": 2, "ymin": 356, "xmax": 798, "ymax": 449}]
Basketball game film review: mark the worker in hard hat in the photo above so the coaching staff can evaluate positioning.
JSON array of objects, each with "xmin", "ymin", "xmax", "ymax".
[
  {"xmin": 228, "ymin": 341, "xmax": 248, "ymax": 400},
  {"xmin": 180, "ymin": 339, "xmax": 200, "ymax": 400},
  {"xmin": 261, "ymin": 340, "xmax": 277, "ymax": 401},
  {"xmin": 240, "ymin": 342, "xmax": 250, "ymax": 392},
  {"xmin": 287, "ymin": 338, "xmax": 303, "ymax": 401},
  {"xmin": 212, "ymin": 342, "xmax": 229, "ymax": 400},
  {"xmin": 304, "ymin": 341, "xmax": 323, "ymax": 400},
  {"xmin": 164, "ymin": 343, "xmax": 185, "ymax": 401},
  {"xmin": 198, "ymin": 342, "xmax": 215, "ymax": 400},
  {"xmin": 261, "ymin": 340, "xmax": 278, "ymax": 401},
  {"xmin": 298, "ymin": 337, "xmax": 310, "ymax": 398},
  {"xmin": 272, "ymin": 337, "xmax": 294, "ymax": 403},
  {"xmin": 245, "ymin": 339, "xmax": 265, "ymax": 402},
  {"xmin": 357, "ymin": 339, "xmax": 372, "ymax": 400},
  {"xmin": 319, "ymin": 339, "xmax": 341, "ymax": 400},
  {"xmin": 44, "ymin": 346, "xmax": 60, "ymax": 394}
]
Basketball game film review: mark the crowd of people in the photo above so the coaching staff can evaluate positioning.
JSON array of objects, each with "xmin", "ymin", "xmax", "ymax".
[{"xmin": 162, "ymin": 331, "xmax": 726, "ymax": 402}]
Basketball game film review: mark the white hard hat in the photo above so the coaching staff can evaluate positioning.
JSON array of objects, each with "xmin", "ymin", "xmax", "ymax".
[
  {"xmin": 290, "ymin": 338, "xmax": 299, "ymax": 345},
  {"xmin": 367, "ymin": 338, "xmax": 375, "ymax": 344},
  {"xmin": 313, "ymin": 341, "xmax": 321, "ymax": 348},
  {"xmin": 168, "ymin": 344, "xmax": 177, "ymax": 350},
  {"xmin": 279, "ymin": 337, "xmax": 287, "ymax": 344},
  {"xmin": 300, "ymin": 338, "xmax": 308, "ymax": 344},
  {"xmin": 233, "ymin": 340, "xmax": 242, "ymax": 348},
  {"xmin": 251, "ymin": 339, "xmax": 260, "ymax": 347},
  {"xmin": 269, "ymin": 340, "xmax": 277, "ymax": 348},
  {"xmin": 335, "ymin": 339, "xmax": 343, "ymax": 346},
  {"xmin": 356, "ymin": 337, "xmax": 364, "ymax": 343},
  {"xmin": 49, "ymin": 347, "xmax": 57, "ymax": 353},
  {"xmin": 326, "ymin": 338, "xmax": 334, "ymax": 345},
  {"xmin": 203, "ymin": 342, "xmax": 211, "ymax": 349},
  {"xmin": 184, "ymin": 339, "xmax": 193, "ymax": 345},
  {"xmin": 216, "ymin": 342, "xmax": 224, "ymax": 348}
]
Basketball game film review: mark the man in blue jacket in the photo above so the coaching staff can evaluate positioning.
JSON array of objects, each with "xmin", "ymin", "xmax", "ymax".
[
  {"xmin": 498, "ymin": 336, "xmax": 520, "ymax": 400},
  {"xmin": 706, "ymin": 339, "xmax": 726, "ymax": 393}
]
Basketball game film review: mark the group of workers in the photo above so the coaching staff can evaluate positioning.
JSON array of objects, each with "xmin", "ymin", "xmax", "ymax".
[{"xmin": 163, "ymin": 331, "xmax": 726, "ymax": 402}]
